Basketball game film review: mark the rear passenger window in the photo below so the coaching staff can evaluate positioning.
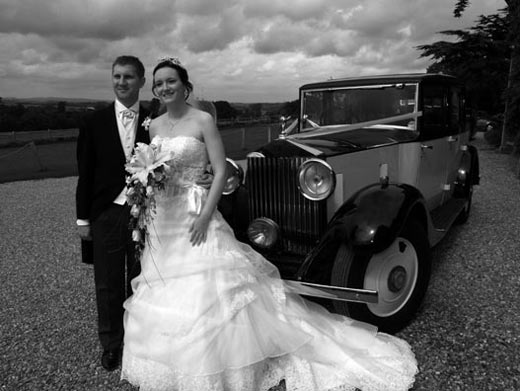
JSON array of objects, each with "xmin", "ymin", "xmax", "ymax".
[
  {"xmin": 421, "ymin": 85, "xmax": 448, "ymax": 140},
  {"xmin": 448, "ymin": 87, "xmax": 461, "ymax": 134}
]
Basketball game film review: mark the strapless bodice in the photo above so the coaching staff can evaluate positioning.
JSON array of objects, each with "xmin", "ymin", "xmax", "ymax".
[{"xmin": 151, "ymin": 135, "xmax": 208, "ymax": 185}]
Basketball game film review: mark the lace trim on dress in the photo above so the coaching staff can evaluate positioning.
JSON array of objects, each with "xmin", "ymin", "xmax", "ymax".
[{"xmin": 121, "ymin": 353, "xmax": 285, "ymax": 391}]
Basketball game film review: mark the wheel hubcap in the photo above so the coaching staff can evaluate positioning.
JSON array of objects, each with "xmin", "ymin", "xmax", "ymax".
[
  {"xmin": 364, "ymin": 237, "xmax": 419, "ymax": 317},
  {"xmin": 388, "ymin": 266, "xmax": 407, "ymax": 292}
]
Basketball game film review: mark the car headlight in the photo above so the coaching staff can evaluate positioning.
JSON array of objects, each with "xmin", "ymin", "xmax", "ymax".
[
  {"xmin": 297, "ymin": 158, "xmax": 335, "ymax": 201},
  {"xmin": 222, "ymin": 158, "xmax": 244, "ymax": 195},
  {"xmin": 247, "ymin": 218, "xmax": 279, "ymax": 249}
]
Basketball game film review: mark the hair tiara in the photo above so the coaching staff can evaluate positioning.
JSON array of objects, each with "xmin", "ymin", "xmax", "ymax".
[{"xmin": 157, "ymin": 56, "xmax": 183, "ymax": 68}]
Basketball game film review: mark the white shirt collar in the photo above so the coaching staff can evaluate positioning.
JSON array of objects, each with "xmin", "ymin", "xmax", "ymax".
[{"xmin": 115, "ymin": 99, "xmax": 140, "ymax": 115}]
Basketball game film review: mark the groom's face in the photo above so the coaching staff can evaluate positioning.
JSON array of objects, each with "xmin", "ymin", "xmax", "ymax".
[{"xmin": 112, "ymin": 64, "xmax": 145, "ymax": 107}]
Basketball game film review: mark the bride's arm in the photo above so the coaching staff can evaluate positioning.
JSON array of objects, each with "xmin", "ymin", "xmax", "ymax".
[{"xmin": 189, "ymin": 112, "xmax": 226, "ymax": 246}]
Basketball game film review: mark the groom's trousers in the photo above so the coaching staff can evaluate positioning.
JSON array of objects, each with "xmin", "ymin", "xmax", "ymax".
[{"xmin": 91, "ymin": 203, "xmax": 140, "ymax": 351}]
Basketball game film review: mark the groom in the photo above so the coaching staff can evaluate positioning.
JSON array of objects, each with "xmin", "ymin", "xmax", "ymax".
[{"xmin": 76, "ymin": 55, "xmax": 150, "ymax": 371}]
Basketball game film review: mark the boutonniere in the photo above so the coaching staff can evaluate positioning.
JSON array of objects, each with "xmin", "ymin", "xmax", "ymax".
[{"xmin": 141, "ymin": 116, "xmax": 152, "ymax": 131}]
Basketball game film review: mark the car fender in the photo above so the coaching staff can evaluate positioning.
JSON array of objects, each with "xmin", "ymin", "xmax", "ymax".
[
  {"xmin": 296, "ymin": 183, "xmax": 428, "ymax": 282},
  {"xmin": 468, "ymin": 144, "xmax": 480, "ymax": 185},
  {"xmin": 331, "ymin": 183, "xmax": 426, "ymax": 251},
  {"xmin": 454, "ymin": 144, "xmax": 480, "ymax": 197}
]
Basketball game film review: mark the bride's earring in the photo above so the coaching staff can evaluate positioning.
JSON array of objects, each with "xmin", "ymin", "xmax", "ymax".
[{"xmin": 184, "ymin": 89, "xmax": 189, "ymax": 100}]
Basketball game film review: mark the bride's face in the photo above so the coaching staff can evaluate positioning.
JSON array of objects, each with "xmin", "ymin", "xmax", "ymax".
[{"xmin": 153, "ymin": 67, "xmax": 186, "ymax": 104}]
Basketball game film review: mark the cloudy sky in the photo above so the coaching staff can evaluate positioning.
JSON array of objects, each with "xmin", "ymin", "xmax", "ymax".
[{"xmin": 0, "ymin": 0, "xmax": 505, "ymax": 103}]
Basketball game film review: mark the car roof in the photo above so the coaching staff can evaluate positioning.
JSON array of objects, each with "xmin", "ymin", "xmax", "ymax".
[{"xmin": 300, "ymin": 73, "xmax": 459, "ymax": 90}]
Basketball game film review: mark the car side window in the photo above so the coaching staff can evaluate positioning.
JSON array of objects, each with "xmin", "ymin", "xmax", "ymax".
[
  {"xmin": 448, "ymin": 87, "xmax": 462, "ymax": 135},
  {"xmin": 420, "ymin": 85, "xmax": 448, "ymax": 140}
]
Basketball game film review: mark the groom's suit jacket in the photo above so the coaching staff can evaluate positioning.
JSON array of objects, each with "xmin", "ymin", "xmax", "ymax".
[{"xmin": 76, "ymin": 102, "xmax": 150, "ymax": 262}]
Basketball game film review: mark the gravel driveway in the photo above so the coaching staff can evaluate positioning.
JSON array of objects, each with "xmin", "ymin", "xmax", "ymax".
[{"xmin": 1, "ymin": 134, "xmax": 519, "ymax": 390}]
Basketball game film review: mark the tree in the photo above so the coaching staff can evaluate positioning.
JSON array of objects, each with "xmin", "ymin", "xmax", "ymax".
[
  {"xmin": 454, "ymin": 1, "xmax": 520, "ymax": 154},
  {"xmin": 280, "ymin": 100, "xmax": 299, "ymax": 118},
  {"xmin": 57, "ymin": 101, "xmax": 66, "ymax": 113},
  {"xmin": 249, "ymin": 103, "xmax": 263, "ymax": 118},
  {"xmin": 213, "ymin": 101, "xmax": 237, "ymax": 120},
  {"xmin": 453, "ymin": 0, "xmax": 470, "ymax": 17},
  {"xmin": 417, "ymin": 11, "xmax": 510, "ymax": 115}
]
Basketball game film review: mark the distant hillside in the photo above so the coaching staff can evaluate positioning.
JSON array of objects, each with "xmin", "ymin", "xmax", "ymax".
[
  {"xmin": 231, "ymin": 102, "xmax": 285, "ymax": 110},
  {"xmin": 1, "ymin": 97, "xmax": 298, "ymax": 121},
  {"xmin": 2, "ymin": 97, "xmax": 110, "ymax": 106},
  {"xmin": 3, "ymin": 98, "xmax": 291, "ymax": 109}
]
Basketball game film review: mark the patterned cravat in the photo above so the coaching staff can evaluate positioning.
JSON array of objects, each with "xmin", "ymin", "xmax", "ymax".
[
  {"xmin": 121, "ymin": 109, "xmax": 137, "ymax": 159},
  {"xmin": 122, "ymin": 109, "xmax": 136, "ymax": 127}
]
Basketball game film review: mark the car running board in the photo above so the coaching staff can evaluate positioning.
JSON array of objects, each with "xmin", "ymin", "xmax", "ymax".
[
  {"xmin": 430, "ymin": 198, "xmax": 467, "ymax": 244},
  {"xmin": 283, "ymin": 280, "xmax": 379, "ymax": 304},
  {"xmin": 431, "ymin": 198, "xmax": 467, "ymax": 230}
]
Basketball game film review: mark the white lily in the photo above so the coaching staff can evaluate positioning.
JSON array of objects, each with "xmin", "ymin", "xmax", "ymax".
[{"xmin": 125, "ymin": 143, "xmax": 172, "ymax": 186}]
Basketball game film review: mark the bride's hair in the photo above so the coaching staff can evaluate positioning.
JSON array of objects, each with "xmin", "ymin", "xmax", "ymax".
[{"xmin": 152, "ymin": 57, "xmax": 193, "ymax": 100}]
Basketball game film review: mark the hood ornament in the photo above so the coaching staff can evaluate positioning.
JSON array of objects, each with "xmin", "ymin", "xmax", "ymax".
[{"xmin": 279, "ymin": 116, "xmax": 298, "ymax": 139}]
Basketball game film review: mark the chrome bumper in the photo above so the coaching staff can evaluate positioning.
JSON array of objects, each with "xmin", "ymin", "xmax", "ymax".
[{"xmin": 284, "ymin": 280, "xmax": 378, "ymax": 304}]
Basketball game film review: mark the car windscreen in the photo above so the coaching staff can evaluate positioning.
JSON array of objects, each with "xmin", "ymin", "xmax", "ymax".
[{"xmin": 301, "ymin": 84, "xmax": 417, "ymax": 131}]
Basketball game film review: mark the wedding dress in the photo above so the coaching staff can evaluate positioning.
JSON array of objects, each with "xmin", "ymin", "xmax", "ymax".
[{"xmin": 121, "ymin": 135, "xmax": 417, "ymax": 391}]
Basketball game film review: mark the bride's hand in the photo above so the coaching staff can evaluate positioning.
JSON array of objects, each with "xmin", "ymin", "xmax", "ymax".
[{"xmin": 189, "ymin": 214, "xmax": 210, "ymax": 246}]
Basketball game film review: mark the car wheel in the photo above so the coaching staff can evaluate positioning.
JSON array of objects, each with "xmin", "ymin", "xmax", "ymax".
[{"xmin": 331, "ymin": 219, "xmax": 431, "ymax": 333}]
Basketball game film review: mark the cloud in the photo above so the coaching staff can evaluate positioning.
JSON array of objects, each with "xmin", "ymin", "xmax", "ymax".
[
  {"xmin": 0, "ymin": 0, "xmax": 505, "ymax": 102},
  {"xmin": 253, "ymin": 20, "xmax": 361, "ymax": 58},
  {"xmin": 0, "ymin": 0, "xmax": 177, "ymax": 39},
  {"xmin": 252, "ymin": 19, "xmax": 313, "ymax": 54},
  {"xmin": 176, "ymin": 0, "xmax": 238, "ymax": 16},
  {"xmin": 178, "ymin": 5, "xmax": 245, "ymax": 52},
  {"xmin": 243, "ymin": 0, "xmax": 332, "ymax": 21}
]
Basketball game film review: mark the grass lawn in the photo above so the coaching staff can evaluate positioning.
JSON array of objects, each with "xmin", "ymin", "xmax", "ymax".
[{"xmin": 0, "ymin": 142, "xmax": 77, "ymax": 183}]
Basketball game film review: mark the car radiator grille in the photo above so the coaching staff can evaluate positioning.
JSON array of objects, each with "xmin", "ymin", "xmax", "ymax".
[{"xmin": 247, "ymin": 157, "xmax": 327, "ymax": 255}]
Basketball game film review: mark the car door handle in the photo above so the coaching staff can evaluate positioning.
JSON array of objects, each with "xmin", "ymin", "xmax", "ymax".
[
  {"xmin": 421, "ymin": 144, "xmax": 433, "ymax": 150},
  {"xmin": 447, "ymin": 136, "xmax": 458, "ymax": 142}
]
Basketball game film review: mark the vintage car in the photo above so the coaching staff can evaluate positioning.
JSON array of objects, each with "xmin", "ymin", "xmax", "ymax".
[{"xmin": 218, "ymin": 73, "xmax": 480, "ymax": 333}]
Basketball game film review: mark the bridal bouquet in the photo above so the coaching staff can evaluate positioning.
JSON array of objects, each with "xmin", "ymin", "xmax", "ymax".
[{"xmin": 125, "ymin": 142, "xmax": 172, "ymax": 260}]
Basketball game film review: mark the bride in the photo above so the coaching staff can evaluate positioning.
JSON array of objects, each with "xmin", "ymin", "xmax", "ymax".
[{"xmin": 121, "ymin": 57, "xmax": 418, "ymax": 391}]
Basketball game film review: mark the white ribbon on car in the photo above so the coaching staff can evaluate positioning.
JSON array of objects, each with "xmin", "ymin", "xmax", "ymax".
[{"xmin": 289, "ymin": 111, "xmax": 423, "ymax": 140}]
